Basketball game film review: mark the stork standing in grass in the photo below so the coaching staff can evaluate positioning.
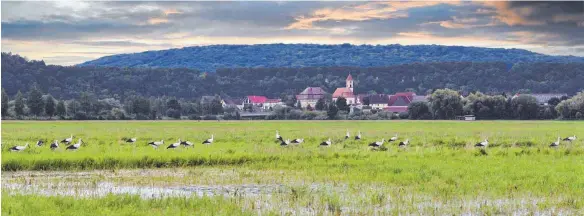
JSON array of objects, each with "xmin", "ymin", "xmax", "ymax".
[
  {"xmin": 320, "ymin": 138, "xmax": 332, "ymax": 147},
  {"xmin": 61, "ymin": 134, "xmax": 73, "ymax": 144},
  {"xmin": 66, "ymin": 139, "xmax": 82, "ymax": 150},
  {"xmin": 123, "ymin": 137, "xmax": 137, "ymax": 144},
  {"xmin": 475, "ymin": 138, "xmax": 489, "ymax": 147},
  {"xmin": 148, "ymin": 140, "xmax": 164, "ymax": 148},
  {"xmin": 399, "ymin": 139, "xmax": 409, "ymax": 147},
  {"xmin": 291, "ymin": 138, "xmax": 304, "ymax": 144},
  {"xmin": 550, "ymin": 137, "xmax": 560, "ymax": 147},
  {"xmin": 280, "ymin": 139, "xmax": 291, "ymax": 146},
  {"xmin": 36, "ymin": 140, "xmax": 44, "ymax": 146},
  {"xmin": 50, "ymin": 140, "xmax": 59, "ymax": 150},
  {"xmin": 202, "ymin": 135, "xmax": 214, "ymax": 145},
  {"xmin": 180, "ymin": 139, "xmax": 194, "ymax": 147},
  {"xmin": 563, "ymin": 135, "xmax": 577, "ymax": 142},
  {"xmin": 10, "ymin": 143, "xmax": 29, "ymax": 152},
  {"xmin": 389, "ymin": 134, "xmax": 398, "ymax": 142},
  {"xmin": 167, "ymin": 139, "xmax": 181, "ymax": 149},
  {"xmin": 345, "ymin": 130, "xmax": 350, "ymax": 139},
  {"xmin": 276, "ymin": 130, "xmax": 283, "ymax": 142},
  {"xmin": 369, "ymin": 138, "xmax": 384, "ymax": 147},
  {"xmin": 355, "ymin": 131, "xmax": 362, "ymax": 140}
]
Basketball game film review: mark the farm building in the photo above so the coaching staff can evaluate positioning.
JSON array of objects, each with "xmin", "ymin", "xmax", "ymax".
[
  {"xmin": 332, "ymin": 74, "xmax": 356, "ymax": 105},
  {"xmin": 296, "ymin": 87, "xmax": 327, "ymax": 108}
]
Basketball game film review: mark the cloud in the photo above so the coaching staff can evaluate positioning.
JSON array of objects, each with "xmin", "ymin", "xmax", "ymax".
[{"xmin": 484, "ymin": 1, "xmax": 584, "ymax": 26}]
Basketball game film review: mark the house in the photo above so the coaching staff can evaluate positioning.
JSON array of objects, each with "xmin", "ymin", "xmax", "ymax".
[
  {"xmin": 367, "ymin": 94, "xmax": 390, "ymax": 110},
  {"xmin": 222, "ymin": 98, "xmax": 244, "ymax": 110},
  {"xmin": 263, "ymin": 99, "xmax": 284, "ymax": 110},
  {"xmin": 513, "ymin": 93, "xmax": 567, "ymax": 105},
  {"xmin": 245, "ymin": 95, "xmax": 267, "ymax": 106},
  {"xmin": 296, "ymin": 87, "xmax": 327, "ymax": 108},
  {"xmin": 332, "ymin": 74, "xmax": 356, "ymax": 105},
  {"xmin": 385, "ymin": 92, "xmax": 416, "ymax": 113}
]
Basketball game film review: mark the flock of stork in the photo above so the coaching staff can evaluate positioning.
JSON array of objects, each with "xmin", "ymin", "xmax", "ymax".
[{"xmin": 6, "ymin": 130, "xmax": 578, "ymax": 152}]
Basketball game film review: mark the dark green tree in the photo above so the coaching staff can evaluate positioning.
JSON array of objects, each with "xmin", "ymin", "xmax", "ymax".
[
  {"xmin": 547, "ymin": 97, "xmax": 561, "ymax": 106},
  {"xmin": 429, "ymin": 89, "xmax": 463, "ymax": 119},
  {"xmin": 14, "ymin": 91, "xmax": 25, "ymax": 117},
  {"xmin": 56, "ymin": 100, "xmax": 66, "ymax": 118},
  {"xmin": 44, "ymin": 94, "xmax": 56, "ymax": 119},
  {"xmin": 315, "ymin": 98, "xmax": 326, "ymax": 111},
  {"xmin": 27, "ymin": 85, "xmax": 44, "ymax": 116},
  {"xmin": 79, "ymin": 92, "xmax": 93, "ymax": 114},
  {"xmin": 335, "ymin": 97, "xmax": 349, "ymax": 112},
  {"xmin": 327, "ymin": 103, "xmax": 338, "ymax": 120},
  {"xmin": 510, "ymin": 95, "xmax": 539, "ymax": 120},
  {"xmin": 211, "ymin": 97, "xmax": 224, "ymax": 115},
  {"xmin": 362, "ymin": 96, "xmax": 370, "ymax": 106},
  {"xmin": 1, "ymin": 88, "xmax": 8, "ymax": 117},
  {"xmin": 408, "ymin": 101, "xmax": 432, "ymax": 119}
]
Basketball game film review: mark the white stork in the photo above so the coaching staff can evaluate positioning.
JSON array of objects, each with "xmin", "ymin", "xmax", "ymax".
[
  {"xmin": 355, "ymin": 131, "xmax": 362, "ymax": 140},
  {"xmin": 50, "ymin": 140, "xmax": 59, "ymax": 150},
  {"xmin": 369, "ymin": 138, "xmax": 385, "ymax": 147},
  {"xmin": 475, "ymin": 138, "xmax": 489, "ymax": 147},
  {"xmin": 202, "ymin": 135, "xmax": 214, "ymax": 144},
  {"xmin": 124, "ymin": 137, "xmax": 137, "ymax": 143},
  {"xmin": 10, "ymin": 143, "xmax": 29, "ymax": 152},
  {"xmin": 389, "ymin": 133, "xmax": 399, "ymax": 142},
  {"xmin": 36, "ymin": 140, "xmax": 44, "ymax": 146},
  {"xmin": 320, "ymin": 138, "xmax": 332, "ymax": 146},
  {"xmin": 291, "ymin": 138, "xmax": 304, "ymax": 144},
  {"xmin": 280, "ymin": 139, "xmax": 291, "ymax": 146},
  {"xmin": 180, "ymin": 139, "xmax": 194, "ymax": 147},
  {"xmin": 563, "ymin": 135, "xmax": 577, "ymax": 142},
  {"xmin": 550, "ymin": 137, "xmax": 560, "ymax": 147},
  {"xmin": 276, "ymin": 130, "xmax": 283, "ymax": 141},
  {"xmin": 399, "ymin": 139, "xmax": 409, "ymax": 147},
  {"xmin": 61, "ymin": 134, "xmax": 73, "ymax": 144},
  {"xmin": 167, "ymin": 139, "xmax": 181, "ymax": 149},
  {"xmin": 148, "ymin": 140, "xmax": 164, "ymax": 148},
  {"xmin": 345, "ymin": 130, "xmax": 350, "ymax": 139},
  {"xmin": 66, "ymin": 139, "xmax": 83, "ymax": 150}
]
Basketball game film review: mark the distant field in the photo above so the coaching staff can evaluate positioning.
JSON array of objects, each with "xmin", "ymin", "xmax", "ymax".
[{"xmin": 2, "ymin": 120, "xmax": 584, "ymax": 214}]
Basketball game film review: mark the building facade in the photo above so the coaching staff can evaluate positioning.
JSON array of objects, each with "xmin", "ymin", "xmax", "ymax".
[
  {"xmin": 296, "ymin": 87, "xmax": 327, "ymax": 108},
  {"xmin": 332, "ymin": 74, "xmax": 356, "ymax": 104}
]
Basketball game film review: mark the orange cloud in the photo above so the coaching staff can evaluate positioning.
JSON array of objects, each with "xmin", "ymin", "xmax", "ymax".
[
  {"xmin": 163, "ymin": 9, "xmax": 182, "ymax": 16},
  {"xmin": 147, "ymin": 18, "xmax": 169, "ymax": 25},
  {"xmin": 481, "ymin": 2, "xmax": 544, "ymax": 26}
]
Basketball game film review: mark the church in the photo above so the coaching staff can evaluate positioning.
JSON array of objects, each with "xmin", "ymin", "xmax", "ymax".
[{"xmin": 332, "ymin": 74, "xmax": 356, "ymax": 104}]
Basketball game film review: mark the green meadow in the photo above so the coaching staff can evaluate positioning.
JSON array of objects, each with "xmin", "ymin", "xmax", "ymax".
[{"xmin": 2, "ymin": 120, "xmax": 584, "ymax": 215}]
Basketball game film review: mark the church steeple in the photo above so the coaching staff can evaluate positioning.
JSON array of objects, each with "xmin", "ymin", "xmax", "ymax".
[{"xmin": 346, "ymin": 74, "xmax": 353, "ymax": 92}]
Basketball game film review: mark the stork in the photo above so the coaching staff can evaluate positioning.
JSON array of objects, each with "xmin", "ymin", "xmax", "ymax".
[
  {"xmin": 202, "ymin": 135, "xmax": 214, "ymax": 144},
  {"xmin": 66, "ymin": 139, "xmax": 82, "ymax": 150},
  {"xmin": 10, "ymin": 143, "xmax": 29, "ymax": 152},
  {"xmin": 180, "ymin": 139, "xmax": 194, "ymax": 147},
  {"xmin": 291, "ymin": 138, "xmax": 304, "ymax": 144},
  {"xmin": 123, "ymin": 137, "xmax": 137, "ymax": 143},
  {"xmin": 36, "ymin": 140, "xmax": 44, "ymax": 146},
  {"xmin": 563, "ymin": 135, "xmax": 577, "ymax": 142},
  {"xmin": 276, "ymin": 130, "xmax": 283, "ymax": 141},
  {"xmin": 389, "ymin": 133, "xmax": 398, "ymax": 142},
  {"xmin": 148, "ymin": 140, "xmax": 164, "ymax": 148},
  {"xmin": 345, "ymin": 130, "xmax": 350, "ymax": 139},
  {"xmin": 167, "ymin": 139, "xmax": 181, "ymax": 149},
  {"xmin": 61, "ymin": 134, "xmax": 73, "ymax": 144},
  {"xmin": 320, "ymin": 138, "xmax": 332, "ymax": 146},
  {"xmin": 280, "ymin": 139, "xmax": 291, "ymax": 146},
  {"xmin": 550, "ymin": 137, "xmax": 560, "ymax": 147},
  {"xmin": 355, "ymin": 131, "xmax": 362, "ymax": 140},
  {"xmin": 398, "ymin": 139, "xmax": 409, "ymax": 147},
  {"xmin": 369, "ymin": 138, "xmax": 384, "ymax": 147},
  {"xmin": 50, "ymin": 140, "xmax": 59, "ymax": 150},
  {"xmin": 475, "ymin": 138, "xmax": 489, "ymax": 147}
]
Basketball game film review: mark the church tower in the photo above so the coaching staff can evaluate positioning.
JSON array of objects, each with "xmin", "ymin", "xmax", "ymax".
[{"xmin": 346, "ymin": 74, "xmax": 353, "ymax": 92}]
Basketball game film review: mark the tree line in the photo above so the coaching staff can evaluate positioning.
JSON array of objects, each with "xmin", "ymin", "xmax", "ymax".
[{"xmin": 3, "ymin": 53, "xmax": 584, "ymax": 102}]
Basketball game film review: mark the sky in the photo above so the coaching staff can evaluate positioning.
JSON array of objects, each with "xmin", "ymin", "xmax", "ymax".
[{"xmin": 2, "ymin": 1, "xmax": 584, "ymax": 65}]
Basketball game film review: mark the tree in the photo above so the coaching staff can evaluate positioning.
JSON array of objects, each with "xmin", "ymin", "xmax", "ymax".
[
  {"xmin": 510, "ymin": 95, "xmax": 539, "ymax": 120},
  {"xmin": 315, "ymin": 98, "xmax": 326, "ymax": 111},
  {"xmin": 429, "ymin": 89, "xmax": 463, "ymax": 119},
  {"xmin": 1, "ymin": 88, "xmax": 8, "ymax": 117},
  {"xmin": 306, "ymin": 104, "xmax": 313, "ymax": 111},
  {"xmin": 547, "ymin": 97, "xmax": 561, "ymax": 106},
  {"xmin": 327, "ymin": 103, "xmax": 338, "ymax": 120},
  {"xmin": 362, "ymin": 96, "xmax": 370, "ymax": 106},
  {"xmin": 44, "ymin": 94, "xmax": 56, "ymax": 119},
  {"xmin": 79, "ymin": 92, "xmax": 93, "ymax": 114},
  {"xmin": 556, "ymin": 91, "xmax": 584, "ymax": 119},
  {"xmin": 335, "ymin": 97, "xmax": 349, "ymax": 112},
  {"xmin": 296, "ymin": 101, "xmax": 302, "ymax": 109},
  {"xmin": 27, "ymin": 85, "xmax": 44, "ymax": 116},
  {"xmin": 211, "ymin": 96, "xmax": 224, "ymax": 115},
  {"xmin": 56, "ymin": 100, "xmax": 66, "ymax": 118},
  {"xmin": 14, "ymin": 91, "xmax": 25, "ymax": 117},
  {"xmin": 166, "ymin": 98, "xmax": 182, "ymax": 118},
  {"xmin": 408, "ymin": 101, "xmax": 432, "ymax": 119}
]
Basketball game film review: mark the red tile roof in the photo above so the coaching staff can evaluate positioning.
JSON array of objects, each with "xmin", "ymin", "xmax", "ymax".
[
  {"xmin": 346, "ymin": 74, "xmax": 353, "ymax": 81},
  {"xmin": 333, "ymin": 87, "xmax": 354, "ymax": 98},
  {"xmin": 388, "ymin": 92, "xmax": 415, "ymax": 106},
  {"xmin": 385, "ymin": 106, "xmax": 408, "ymax": 113},
  {"xmin": 247, "ymin": 95, "xmax": 267, "ymax": 104}
]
